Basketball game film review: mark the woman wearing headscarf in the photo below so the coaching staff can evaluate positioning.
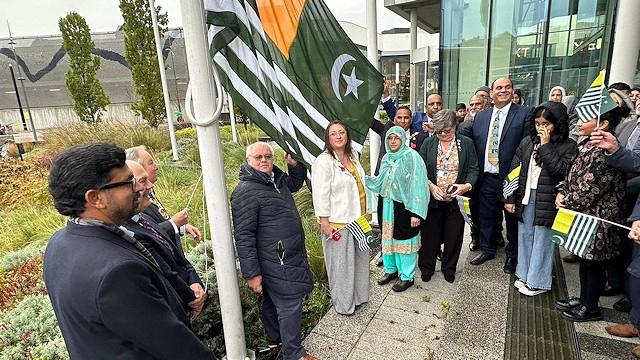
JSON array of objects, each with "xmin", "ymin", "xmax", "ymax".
[
  {"xmin": 549, "ymin": 86, "xmax": 566, "ymax": 103},
  {"xmin": 312, "ymin": 120, "xmax": 369, "ymax": 315},
  {"xmin": 418, "ymin": 109, "xmax": 478, "ymax": 283},
  {"xmin": 366, "ymin": 126, "xmax": 429, "ymax": 292},
  {"xmin": 504, "ymin": 102, "xmax": 577, "ymax": 296},
  {"xmin": 513, "ymin": 89, "xmax": 525, "ymax": 105}
]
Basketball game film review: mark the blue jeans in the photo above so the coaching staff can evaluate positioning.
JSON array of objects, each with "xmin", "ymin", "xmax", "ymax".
[{"xmin": 515, "ymin": 190, "xmax": 554, "ymax": 290}]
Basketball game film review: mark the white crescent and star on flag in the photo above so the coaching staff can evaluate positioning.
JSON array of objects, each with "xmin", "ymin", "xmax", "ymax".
[{"xmin": 330, "ymin": 54, "xmax": 364, "ymax": 102}]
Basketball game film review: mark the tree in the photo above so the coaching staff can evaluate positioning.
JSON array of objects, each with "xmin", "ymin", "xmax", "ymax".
[
  {"xmin": 59, "ymin": 12, "xmax": 110, "ymax": 124},
  {"xmin": 119, "ymin": 0, "xmax": 168, "ymax": 128}
]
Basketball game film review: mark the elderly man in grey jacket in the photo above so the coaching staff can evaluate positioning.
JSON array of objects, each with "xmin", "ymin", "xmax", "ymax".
[{"xmin": 230, "ymin": 142, "xmax": 317, "ymax": 360}]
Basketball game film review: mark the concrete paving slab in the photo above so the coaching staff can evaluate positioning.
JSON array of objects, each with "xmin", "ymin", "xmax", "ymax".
[
  {"xmin": 302, "ymin": 333, "xmax": 354, "ymax": 360},
  {"xmin": 353, "ymin": 318, "xmax": 434, "ymax": 358}
]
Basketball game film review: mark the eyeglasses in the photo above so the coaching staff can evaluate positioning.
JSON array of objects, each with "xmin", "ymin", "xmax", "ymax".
[
  {"xmin": 435, "ymin": 128, "xmax": 454, "ymax": 135},
  {"xmin": 329, "ymin": 130, "xmax": 346, "ymax": 137},
  {"xmin": 98, "ymin": 176, "xmax": 136, "ymax": 191},
  {"xmin": 249, "ymin": 154, "xmax": 273, "ymax": 161},
  {"xmin": 387, "ymin": 135, "xmax": 402, "ymax": 141}
]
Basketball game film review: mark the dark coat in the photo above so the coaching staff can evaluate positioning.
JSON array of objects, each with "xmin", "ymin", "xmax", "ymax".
[
  {"xmin": 144, "ymin": 202, "xmax": 180, "ymax": 244},
  {"xmin": 507, "ymin": 102, "xmax": 578, "ymax": 227},
  {"xmin": 370, "ymin": 118, "xmax": 427, "ymax": 174},
  {"xmin": 459, "ymin": 103, "xmax": 535, "ymax": 180},
  {"xmin": 230, "ymin": 161, "xmax": 313, "ymax": 299},
  {"xmin": 43, "ymin": 221, "xmax": 214, "ymax": 360},
  {"xmin": 418, "ymin": 134, "xmax": 479, "ymax": 209},
  {"xmin": 124, "ymin": 214, "xmax": 203, "ymax": 308}
]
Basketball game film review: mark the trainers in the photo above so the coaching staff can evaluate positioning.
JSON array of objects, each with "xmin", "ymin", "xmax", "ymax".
[
  {"xmin": 514, "ymin": 279, "xmax": 526, "ymax": 290},
  {"xmin": 518, "ymin": 284, "xmax": 547, "ymax": 296}
]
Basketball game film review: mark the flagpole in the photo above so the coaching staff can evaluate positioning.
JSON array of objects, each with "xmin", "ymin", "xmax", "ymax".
[
  {"xmin": 597, "ymin": 70, "xmax": 605, "ymax": 129},
  {"xmin": 179, "ymin": 0, "xmax": 252, "ymax": 359}
]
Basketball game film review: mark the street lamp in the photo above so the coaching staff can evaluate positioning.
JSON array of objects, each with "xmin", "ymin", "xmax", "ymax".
[
  {"xmin": 164, "ymin": 48, "xmax": 181, "ymax": 113},
  {"xmin": 7, "ymin": 22, "xmax": 37, "ymax": 140}
]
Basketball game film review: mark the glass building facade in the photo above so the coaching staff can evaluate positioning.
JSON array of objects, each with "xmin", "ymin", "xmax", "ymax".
[{"xmin": 441, "ymin": 0, "xmax": 617, "ymax": 108}]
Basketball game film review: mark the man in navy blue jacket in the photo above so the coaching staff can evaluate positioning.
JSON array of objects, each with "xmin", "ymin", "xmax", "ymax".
[
  {"xmin": 459, "ymin": 78, "xmax": 534, "ymax": 273},
  {"xmin": 44, "ymin": 143, "xmax": 214, "ymax": 360},
  {"xmin": 230, "ymin": 142, "xmax": 317, "ymax": 360}
]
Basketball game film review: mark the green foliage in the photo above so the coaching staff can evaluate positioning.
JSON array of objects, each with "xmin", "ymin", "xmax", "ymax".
[
  {"xmin": 119, "ymin": 0, "xmax": 168, "ymax": 128},
  {"xmin": 59, "ymin": 12, "xmax": 110, "ymax": 123},
  {"xmin": 0, "ymin": 158, "xmax": 50, "ymax": 211},
  {"xmin": 0, "ymin": 294, "xmax": 67, "ymax": 360},
  {"xmin": 39, "ymin": 122, "xmax": 171, "ymax": 155},
  {"xmin": 0, "ymin": 254, "xmax": 46, "ymax": 312},
  {"xmin": 0, "ymin": 207, "xmax": 64, "ymax": 255},
  {"xmin": 302, "ymin": 282, "xmax": 332, "ymax": 328}
]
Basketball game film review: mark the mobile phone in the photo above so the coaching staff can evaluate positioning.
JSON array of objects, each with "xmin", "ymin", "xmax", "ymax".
[
  {"xmin": 446, "ymin": 184, "xmax": 458, "ymax": 194},
  {"xmin": 331, "ymin": 230, "xmax": 342, "ymax": 241}
]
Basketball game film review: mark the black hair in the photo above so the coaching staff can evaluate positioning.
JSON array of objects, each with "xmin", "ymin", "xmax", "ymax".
[
  {"xmin": 48, "ymin": 143, "xmax": 126, "ymax": 217},
  {"xmin": 609, "ymin": 82, "xmax": 632, "ymax": 93},
  {"xmin": 397, "ymin": 105, "xmax": 412, "ymax": 114},
  {"xmin": 456, "ymin": 103, "xmax": 466, "ymax": 111},
  {"xmin": 490, "ymin": 77, "xmax": 512, "ymax": 90},
  {"xmin": 600, "ymin": 106, "xmax": 626, "ymax": 135},
  {"xmin": 513, "ymin": 89, "xmax": 524, "ymax": 104},
  {"xmin": 323, "ymin": 120, "xmax": 353, "ymax": 160}
]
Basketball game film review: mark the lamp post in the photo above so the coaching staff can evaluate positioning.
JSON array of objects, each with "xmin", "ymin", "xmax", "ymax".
[
  {"xmin": 7, "ymin": 22, "xmax": 37, "ymax": 140},
  {"xmin": 8, "ymin": 65, "xmax": 27, "ymax": 130},
  {"xmin": 165, "ymin": 48, "xmax": 182, "ymax": 113}
]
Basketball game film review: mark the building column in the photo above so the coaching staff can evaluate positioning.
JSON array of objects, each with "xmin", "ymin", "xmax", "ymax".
[
  {"xmin": 609, "ymin": 0, "xmax": 640, "ymax": 86},
  {"xmin": 409, "ymin": 9, "xmax": 418, "ymax": 110}
]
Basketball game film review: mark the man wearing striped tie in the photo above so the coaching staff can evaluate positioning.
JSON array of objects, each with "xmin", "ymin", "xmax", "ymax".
[{"xmin": 459, "ymin": 78, "xmax": 534, "ymax": 273}]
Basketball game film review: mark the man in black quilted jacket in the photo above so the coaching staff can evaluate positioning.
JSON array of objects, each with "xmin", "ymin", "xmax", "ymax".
[{"xmin": 230, "ymin": 141, "xmax": 317, "ymax": 360}]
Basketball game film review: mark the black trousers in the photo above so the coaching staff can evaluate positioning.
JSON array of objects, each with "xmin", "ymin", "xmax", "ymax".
[
  {"xmin": 419, "ymin": 202, "xmax": 465, "ymax": 277},
  {"xmin": 579, "ymin": 258, "xmax": 612, "ymax": 311}
]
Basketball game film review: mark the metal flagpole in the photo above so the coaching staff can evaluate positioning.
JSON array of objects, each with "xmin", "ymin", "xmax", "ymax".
[
  {"xmin": 179, "ymin": 0, "xmax": 252, "ymax": 359},
  {"xmin": 149, "ymin": 0, "xmax": 179, "ymax": 161},
  {"xmin": 7, "ymin": 22, "xmax": 37, "ymax": 140}
]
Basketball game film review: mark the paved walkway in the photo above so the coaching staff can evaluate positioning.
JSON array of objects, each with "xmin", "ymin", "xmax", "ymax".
[{"xmin": 303, "ymin": 228, "xmax": 640, "ymax": 359}]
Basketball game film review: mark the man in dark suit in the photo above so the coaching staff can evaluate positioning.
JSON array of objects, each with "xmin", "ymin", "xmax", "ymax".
[
  {"xmin": 44, "ymin": 143, "xmax": 215, "ymax": 359},
  {"xmin": 123, "ymin": 160, "xmax": 206, "ymax": 317},
  {"xmin": 126, "ymin": 146, "xmax": 201, "ymax": 252},
  {"xmin": 459, "ymin": 78, "xmax": 534, "ymax": 273},
  {"xmin": 381, "ymin": 80, "xmax": 442, "ymax": 136}
]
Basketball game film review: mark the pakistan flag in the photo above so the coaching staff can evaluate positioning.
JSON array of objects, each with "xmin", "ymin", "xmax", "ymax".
[{"xmin": 206, "ymin": 0, "xmax": 384, "ymax": 167}]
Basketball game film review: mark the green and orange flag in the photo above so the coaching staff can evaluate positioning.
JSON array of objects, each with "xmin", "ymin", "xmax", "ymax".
[{"xmin": 206, "ymin": 0, "xmax": 384, "ymax": 166}]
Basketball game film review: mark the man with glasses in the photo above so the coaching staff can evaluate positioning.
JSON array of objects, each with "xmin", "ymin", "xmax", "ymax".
[
  {"xmin": 230, "ymin": 142, "xmax": 317, "ymax": 360},
  {"xmin": 381, "ymin": 79, "xmax": 443, "ymax": 136},
  {"xmin": 126, "ymin": 145, "xmax": 201, "ymax": 249},
  {"xmin": 44, "ymin": 143, "xmax": 215, "ymax": 359}
]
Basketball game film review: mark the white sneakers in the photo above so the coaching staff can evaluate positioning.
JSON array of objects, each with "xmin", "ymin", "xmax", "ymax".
[{"xmin": 514, "ymin": 279, "xmax": 547, "ymax": 296}]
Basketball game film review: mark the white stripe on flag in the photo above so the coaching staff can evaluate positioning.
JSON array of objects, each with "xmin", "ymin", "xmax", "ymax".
[{"xmin": 213, "ymin": 54, "xmax": 317, "ymax": 165}]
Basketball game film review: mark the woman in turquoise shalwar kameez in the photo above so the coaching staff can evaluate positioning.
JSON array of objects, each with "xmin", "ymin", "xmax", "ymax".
[{"xmin": 366, "ymin": 126, "xmax": 430, "ymax": 292}]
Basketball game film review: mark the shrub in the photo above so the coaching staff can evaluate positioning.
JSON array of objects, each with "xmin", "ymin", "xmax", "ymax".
[
  {"xmin": 0, "ymin": 158, "xmax": 50, "ymax": 211},
  {"xmin": 0, "ymin": 294, "xmax": 67, "ymax": 360},
  {"xmin": 0, "ymin": 253, "xmax": 46, "ymax": 313}
]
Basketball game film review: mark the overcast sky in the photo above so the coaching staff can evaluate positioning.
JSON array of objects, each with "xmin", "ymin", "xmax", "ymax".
[{"xmin": 0, "ymin": 0, "xmax": 409, "ymax": 38}]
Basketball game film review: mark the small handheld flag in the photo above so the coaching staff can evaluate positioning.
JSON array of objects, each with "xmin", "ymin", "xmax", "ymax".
[
  {"xmin": 455, "ymin": 196, "xmax": 473, "ymax": 227},
  {"xmin": 343, "ymin": 215, "xmax": 377, "ymax": 252},
  {"xmin": 550, "ymin": 208, "xmax": 600, "ymax": 258},
  {"xmin": 502, "ymin": 165, "xmax": 521, "ymax": 199},
  {"xmin": 574, "ymin": 70, "xmax": 617, "ymax": 128}
]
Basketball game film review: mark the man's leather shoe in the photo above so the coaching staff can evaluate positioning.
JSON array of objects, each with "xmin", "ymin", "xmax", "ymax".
[
  {"xmin": 555, "ymin": 297, "xmax": 581, "ymax": 311},
  {"xmin": 601, "ymin": 285, "xmax": 623, "ymax": 296},
  {"xmin": 470, "ymin": 252, "xmax": 495, "ymax": 265},
  {"xmin": 469, "ymin": 238, "xmax": 479, "ymax": 251},
  {"xmin": 562, "ymin": 254, "xmax": 579, "ymax": 263},
  {"xmin": 299, "ymin": 354, "xmax": 319, "ymax": 360},
  {"xmin": 503, "ymin": 257, "xmax": 517, "ymax": 274},
  {"xmin": 614, "ymin": 296, "xmax": 632, "ymax": 312},
  {"xmin": 392, "ymin": 279, "xmax": 414, "ymax": 292},
  {"xmin": 605, "ymin": 323, "xmax": 639, "ymax": 338},
  {"xmin": 421, "ymin": 273, "xmax": 432, "ymax": 283},
  {"xmin": 562, "ymin": 305, "xmax": 602, "ymax": 322},
  {"xmin": 444, "ymin": 274, "xmax": 455, "ymax": 283},
  {"xmin": 377, "ymin": 272, "xmax": 398, "ymax": 285}
]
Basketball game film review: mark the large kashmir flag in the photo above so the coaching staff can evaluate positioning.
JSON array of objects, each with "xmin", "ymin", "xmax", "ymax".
[{"xmin": 206, "ymin": 0, "xmax": 384, "ymax": 166}]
